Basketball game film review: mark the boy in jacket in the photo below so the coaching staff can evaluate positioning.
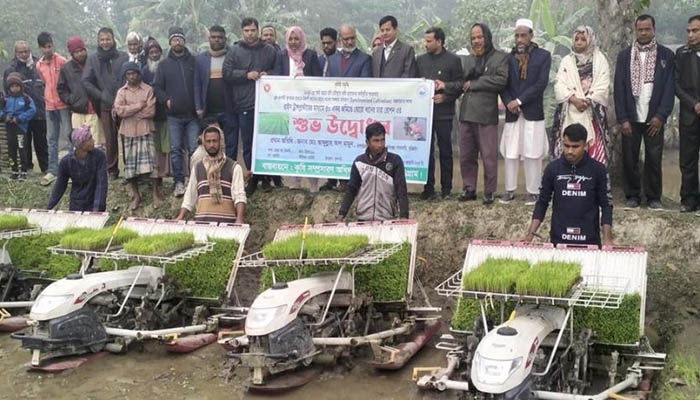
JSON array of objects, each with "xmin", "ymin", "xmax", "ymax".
[
  {"xmin": 1, "ymin": 72, "xmax": 36, "ymax": 179},
  {"xmin": 339, "ymin": 122, "xmax": 409, "ymax": 221},
  {"xmin": 524, "ymin": 123, "xmax": 613, "ymax": 247}
]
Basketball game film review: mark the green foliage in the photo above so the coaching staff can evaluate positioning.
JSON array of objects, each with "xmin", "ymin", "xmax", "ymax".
[
  {"xmin": 451, "ymin": 298, "xmax": 517, "ymax": 331},
  {"xmin": 515, "ymin": 261, "xmax": 581, "ymax": 297},
  {"xmin": 574, "ymin": 294, "xmax": 641, "ymax": 344},
  {"xmin": 0, "ymin": 214, "xmax": 29, "ymax": 231},
  {"xmin": 257, "ymin": 113, "xmax": 290, "ymax": 136},
  {"xmin": 462, "ymin": 258, "xmax": 531, "ymax": 293},
  {"xmin": 262, "ymin": 233, "xmax": 369, "ymax": 260},
  {"xmin": 6, "ymin": 232, "xmax": 81, "ymax": 279},
  {"xmin": 122, "ymin": 232, "xmax": 195, "ymax": 256},
  {"xmin": 166, "ymin": 238, "xmax": 239, "ymax": 298},
  {"xmin": 59, "ymin": 226, "xmax": 139, "ymax": 251},
  {"xmin": 259, "ymin": 243, "xmax": 411, "ymax": 302}
]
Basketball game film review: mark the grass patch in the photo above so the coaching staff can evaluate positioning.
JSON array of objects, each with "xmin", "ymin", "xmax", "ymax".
[
  {"xmin": 262, "ymin": 233, "xmax": 369, "ymax": 260},
  {"xmin": 123, "ymin": 232, "xmax": 195, "ymax": 256},
  {"xmin": 0, "ymin": 214, "xmax": 29, "ymax": 231},
  {"xmin": 260, "ymin": 243, "xmax": 411, "ymax": 302},
  {"xmin": 258, "ymin": 112, "xmax": 290, "ymax": 135},
  {"xmin": 59, "ymin": 226, "xmax": 139, "ymax": 251},
  {"xmin": 573, "ymin": 294, "xmax": 641, "ymax": 344},
  {"xmin": 166, "ymin": 238, "xmax": 239, "ymax": 298},
  {"xmin": 462, "ymin": 258, "xmax": 531, "ymax": 293},
  {"xmin": 515, "ymin": 261, "xmax": 581, "ymax": 297},
  {"xmin": 6, "ymin": 232, "xmax": 81, "ymax": 279}
]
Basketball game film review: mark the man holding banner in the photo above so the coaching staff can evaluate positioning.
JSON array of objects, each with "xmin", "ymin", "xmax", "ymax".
[{"xmin": 339, "ymin": 122, "xmax": 409, "ymax": 221}]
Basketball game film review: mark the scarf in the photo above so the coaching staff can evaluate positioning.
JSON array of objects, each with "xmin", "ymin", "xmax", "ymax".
[
  {"xmin": 631, "ymin": 38, "xmax": 657, "ymax": 97},
  {"xmin": 572, "ymin": 25, "xmax": 596, "ymax": 67},
  {"xmin": 466, "ymin": 23, "xmax": 494, "ymax": 81},
  {"xmin": 285, "ymin": 26, "xmax": 306, "ymax": 77},
  {"xmin": 97, "ymin": 46, "xmax": 118, "ymax": 63},
  {"xmin": 513, "ymin": 42, "xmax": 538, "ymax": 80},
  {"xmin": 208, "ymin": 46, "xmax": 228, "ymax": 57},
  {"xmin": 202, "ymin": 128, "xmax": 227, "ymax": 204}
]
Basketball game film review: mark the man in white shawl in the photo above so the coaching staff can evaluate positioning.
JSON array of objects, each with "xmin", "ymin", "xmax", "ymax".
[{"xmin": 552, "ymin": 26, "xmax": 611, "ymax": 165}]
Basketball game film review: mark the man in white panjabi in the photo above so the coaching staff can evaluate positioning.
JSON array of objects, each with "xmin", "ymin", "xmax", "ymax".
[{"xmin": 499, "ymin": 18, "xmax": 552, "ymax": 205}]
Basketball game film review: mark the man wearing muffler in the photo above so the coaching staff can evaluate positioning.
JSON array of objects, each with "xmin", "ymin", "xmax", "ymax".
[{"xmin": 523, "ymin": 123, "xmax": 613, "ymax": 246}]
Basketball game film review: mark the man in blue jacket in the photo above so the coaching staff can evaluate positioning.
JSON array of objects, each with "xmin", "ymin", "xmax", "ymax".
[
  {"xmin": 153, "ymin": 26, "xmax": 198, "ymax": 197},
  {"xmin": 194, "ymin": 25, "xmax": 237, "ymax": 161},
  {"xmin": 524, "ymin": 124, "xmax": 613, "ymax": 247},
  {"xmin": 499, "ymin": 18, "xmax": 552, "ymax": 206},
  {"xmin": 614, "ymin": 14, "xmax": 675, "ymax": 211}
]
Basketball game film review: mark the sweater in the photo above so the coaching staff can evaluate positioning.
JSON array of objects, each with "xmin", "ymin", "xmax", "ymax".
[
  {"xmin": 222, "ymin": 40, "xmax": 278, "ymax": 112},
  {"xmin": 47, "ymin": 149, "xmax": 108, "ymax": 212},
  {"xmin": 153, "ymin": 48, "xmax": 197, "ymax": 118},
  {"xmin": 533, "ymin": 152, "xmax": 613, "ymax": 246},
  {"xmin": 416, "ymin": 49, "xmax": 464, "ymax": 120}
]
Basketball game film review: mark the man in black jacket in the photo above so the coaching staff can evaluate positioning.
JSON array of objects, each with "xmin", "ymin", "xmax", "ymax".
[
  {"xmin": 524, "ymin": 124, "xmax": 613, "ymax": 247},
  {"xmin": 82, "ymin": 27, "xmax": 129, "ymax": 180},
  {"xmin": 153, "ymin": 27, "xmax": 198, "ymax": 197},
  {"xmin": 614, "ymin": 14, "xmax": 675, "ymax": 211},
  {"xmin": 223, "ymin": 17, "xmax": 278, "ymax": 195},
  {"xmin": 674, "ymin": 15, "xmax": 700, "ymax": 213},
  {"xmin": 58, "ymin": 36, "xmax": 103, "ymax": 152},
  {"xmin": 416, "ymin": 27, "xmax": 463, "ymax": 200},
  {"xmin": 3, "ymin": 40, "xmax": 48, "ymax": 174}
]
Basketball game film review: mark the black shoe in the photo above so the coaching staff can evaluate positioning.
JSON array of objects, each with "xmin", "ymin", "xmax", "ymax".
[
  {"xmin": 680, "ymin": 204, "xmax": 697, "ymax": 213},
  {"xmin": 245, "ymin": 181, "xmax": 257, "ymax": 196},
  {"xmin": 498, "ymin": 191, "xmax": 515, "ymax": 204},
  {"xmin": 647, "ymin": 200, "xmax": 664, "ymax": 211},
  {"xmin": 482, "ymin": 193, "xmax": 494, "ymax": 205},
  {"xmin": 319, "ymin": 182, "xmax": 336, "ymax": 191},
  {"xmin": 459, "ymin": 190, "xmax": 477, "ymax": 201},
  {"xmin": 261, "ymin": 179, "xmax": 272, "ymax": 192},
  {"xmin": 420, "ymin": 190, "xmax": 436, "ymax": 200},
  {"xmin": 272, "ymin": 176, "xmax": 284, "ymax": 188},
  {"xmin": 623, "ymin": 198, "xmax": 640, "ymax": 209},
  {"xmin": 441, "ymin": 190, "xmax": 451, "ymax": 200}
]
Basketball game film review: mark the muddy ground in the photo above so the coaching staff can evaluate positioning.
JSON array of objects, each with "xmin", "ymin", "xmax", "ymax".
[{"xmin": 0, "ymin": 175, "xmax": 698, "ymax": 399}]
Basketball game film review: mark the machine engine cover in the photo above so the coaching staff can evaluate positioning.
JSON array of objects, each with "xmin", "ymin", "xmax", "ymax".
[
  {"xmin": 267, "ymin": 317, "xmax": 314, "ymax": 359},
  {"xmin": 13, "ymin": 307, "xmax": 108, "ymax": 353}
]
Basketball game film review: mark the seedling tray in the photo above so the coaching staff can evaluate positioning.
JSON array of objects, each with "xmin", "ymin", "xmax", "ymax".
[
  {"xmin": 47, "ymin": 241, "xmax": 216, "ymax": 265},
  {"xmin": 0, "ymin": 227, "xmax": 42, "ymax": 240},
  {"xmin": 239, "ymin": 242, "xmax": 403, "ymax": 268}
]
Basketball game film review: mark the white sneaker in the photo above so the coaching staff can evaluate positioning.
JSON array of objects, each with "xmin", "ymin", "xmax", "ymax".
[
  {"xmin": 41, "ymin": 172, "xmax": 57, "ymax": 186},
  {"xmin": 174, "ymin": 182, "xmax": 186, "ymax": 197}
]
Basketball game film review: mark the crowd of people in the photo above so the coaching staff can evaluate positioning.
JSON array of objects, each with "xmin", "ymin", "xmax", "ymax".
[{"xmin": 1, "ymin": 13, "xmax": 699, "ymax": 246}]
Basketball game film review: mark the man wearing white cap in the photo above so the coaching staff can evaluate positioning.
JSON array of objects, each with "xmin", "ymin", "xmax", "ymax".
[{"xmin": 499, "ymin": 18, "xmax": 552, "ymax": 205}]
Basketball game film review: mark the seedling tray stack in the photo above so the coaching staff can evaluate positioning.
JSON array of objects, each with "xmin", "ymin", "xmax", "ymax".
[
  {"xmin": 437, "ymin": 240, "xmax": 648, "ymax": 341},
  {"xmin": 237, "ymin": 220, "xmax": 418, "ymax": 302}
]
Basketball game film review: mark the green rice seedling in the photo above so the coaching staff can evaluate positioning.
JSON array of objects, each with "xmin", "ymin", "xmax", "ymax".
[
  {"xmin": 59, "ymin": 226, "xmax": 139, "ymax": 251},
  {"xmin": 0, "ymin": 214, "xmax": 29, "ymax": 231},
  {"xmin": 260, "ymin": 243, "xmax": 411, "ymax": 302},
  {"xmin": 7, "ymin": 231, "xmax": 81, "ymax": 279},
  {"xmin": 258, "ymin": 112, "xmax": 290, "ymax": 135},
  {"xmin": 451, "ymin": 298, "xmax": 517, "ymax": 331},
  {"xmin": 166, "ymin": 238, "xmax": 239, "ymax": 298},
  {"xmin": 262, "ymin": 233, "xmax": 369, "ymax": 260},
  {"xmin": 123, "ymin": 232, "xmax": 195, "ymax": 256},
  {"xmin": 573, "ymin": 294, "xmax": 641, "ymax": 344},
  {"xmin": 461, "ymin": 258, "xmax": 531, "ymax": 293},
  {"xmin": 515, "ymin": 260, "xmax": 581, "ymax": 297}
]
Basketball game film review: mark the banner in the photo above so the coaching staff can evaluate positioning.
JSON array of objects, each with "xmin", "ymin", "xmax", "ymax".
[{"xmin": 252, "ymin": 76, "xmax": 434, "ymax": 184}]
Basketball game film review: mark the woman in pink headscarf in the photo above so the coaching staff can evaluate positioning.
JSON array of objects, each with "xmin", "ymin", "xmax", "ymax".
[
  {"xmin": 272, "ymin": 26, "xmax": 323, "ymax": 191},
  {"xmin": 274, "ymin": 26, "xmax": 323, "ymax": 78}
]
